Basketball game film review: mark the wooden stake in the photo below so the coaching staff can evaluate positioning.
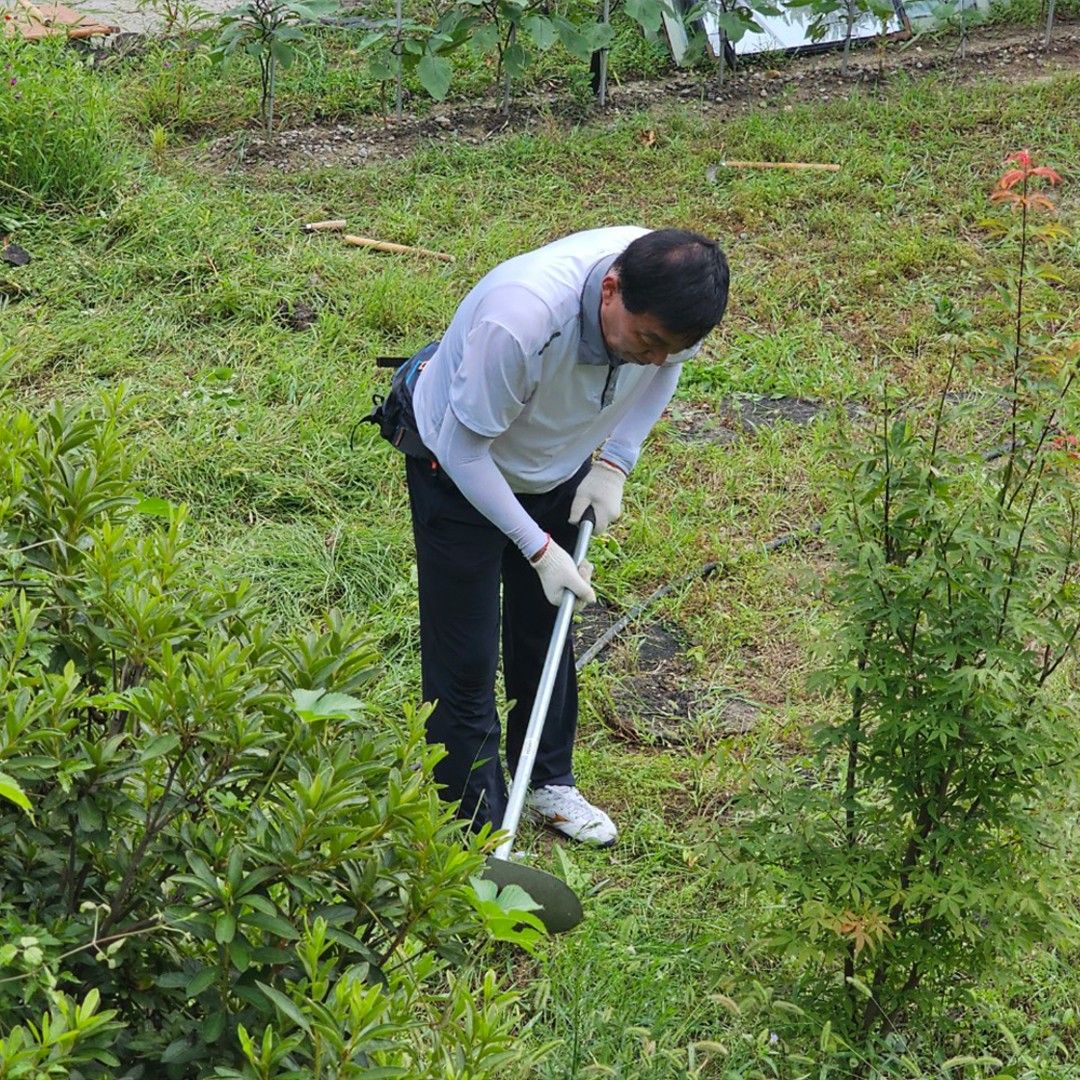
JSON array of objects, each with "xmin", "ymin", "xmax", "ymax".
[
  {"xmin": 302, "ymin": 219, "xmax": 347, "ymax": 233},
  {"xmin": 343, "ymin": 234, "xmax": 454, "ymax": 262},
  {"xmin": 713, "ymin": 159, "xmax": 841, "ymax": 172}
]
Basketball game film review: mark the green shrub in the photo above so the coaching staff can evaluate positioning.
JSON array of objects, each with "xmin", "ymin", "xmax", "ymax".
[
  {"xmin": 0, "ymin": 374, "xmax": 544, "ymax": 1076},
  {"xmin": 0, "ymin": 39, "xmax": 127, "ymax": 210},
  {"xmin": 721, "ymin": 156, "xmax": 1080, "ymax": 1042}
]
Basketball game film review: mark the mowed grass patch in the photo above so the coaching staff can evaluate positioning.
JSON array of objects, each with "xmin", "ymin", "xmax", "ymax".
[{"xmin": 4, "ymin": 60, "xmax": 1080, "ymax": 1075}]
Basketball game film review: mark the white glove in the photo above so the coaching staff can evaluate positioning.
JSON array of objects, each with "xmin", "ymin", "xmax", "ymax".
[
  {"xmin": 530, "ymin": 538, "xmax": 596, "ymax": 610},
  {"xmin": 569, "ymin": 460, "xmax": 626, "ymax": 535}
]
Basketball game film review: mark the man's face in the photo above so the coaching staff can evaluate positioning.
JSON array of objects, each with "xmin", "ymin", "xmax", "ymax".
[{"xmin": 599, "ymin": 271, "xmax": 697, "ymax": 367}]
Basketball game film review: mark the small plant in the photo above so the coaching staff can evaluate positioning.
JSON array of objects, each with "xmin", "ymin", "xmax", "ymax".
[
  {"xmin": 353, "ymin": 7, "xmax": 470, "ymax": 109},
  {"xmin": 927, "ymin": 0, "xmax": 986, "ymax": 60},
  {"xmin": 783, "ymin": 0, "xmax": 896, "ymax": 75},
  {"xmin": 136, "ymin": 0, "xmax": 214, "ymax": 127},
  {"xmin": 685, "ymin": 0, "xmax": 781, "ymax": 88},
  {"xmin": 214, "ymin": 0, "xmax": 338, "ymax": 135},
  {"xmin": 447, "ymin": 0, "xmax": 614, "ymax": 112},
  {"xmin": 724, "ymin": 152, "xmax": 1078, "ymax": 1043},
  {"xmin": 354, "ymin": 0, "xmax": 689, "ymax": 111},
  {"xmin": 149, "ymin": 122, "xmax": 170, "ymax": 165}
]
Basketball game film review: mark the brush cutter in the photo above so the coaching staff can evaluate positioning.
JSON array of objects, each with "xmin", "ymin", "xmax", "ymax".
[{"xmin": 480, "ymin": 507, "xmax": 596, "ymax": 935}]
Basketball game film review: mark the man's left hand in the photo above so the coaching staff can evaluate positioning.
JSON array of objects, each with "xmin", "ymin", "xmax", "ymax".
[{"xmin": 570, "ymin": 460, "xmax": 626, "ymax": 535}]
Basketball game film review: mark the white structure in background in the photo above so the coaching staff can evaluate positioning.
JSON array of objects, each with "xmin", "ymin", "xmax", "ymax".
[
  {"xmin": 701, "ymin": 0, "xmax": 908, "ymax": 57},
  {"xmin": 660, "ymin": 0, "xmax": 993, "ymax": 65}
]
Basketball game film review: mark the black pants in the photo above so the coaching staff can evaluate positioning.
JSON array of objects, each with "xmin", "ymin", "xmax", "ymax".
[{"xmin": 406, "ymin": 456, "xmax": 590, "ymax": 830}]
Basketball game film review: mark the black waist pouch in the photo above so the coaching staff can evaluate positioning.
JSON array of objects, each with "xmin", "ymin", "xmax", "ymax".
[{"xmin": 361, "ymin": 340, "xmax": 439, "ymax": 458}]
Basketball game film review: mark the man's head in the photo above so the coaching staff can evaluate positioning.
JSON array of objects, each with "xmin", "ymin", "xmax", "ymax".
[{"xmin": 600, "ymin": 228, "xmax": 729, "ymax": 367}]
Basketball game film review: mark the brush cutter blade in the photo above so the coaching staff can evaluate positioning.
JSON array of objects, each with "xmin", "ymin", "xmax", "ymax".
[{"xmin": 482, "ymin": 855, "xmax": 584, "ymax": 934}]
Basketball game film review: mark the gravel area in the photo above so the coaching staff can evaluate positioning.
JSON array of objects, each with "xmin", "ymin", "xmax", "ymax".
[{"xmin": 80, "ymin": 0, "xmax": 234, "ymax": 34}]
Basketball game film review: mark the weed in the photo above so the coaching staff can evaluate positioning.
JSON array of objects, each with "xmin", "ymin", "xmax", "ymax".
[{"xmin": 0, "ymin": 40, "xmax": 127, "ymax": 210}]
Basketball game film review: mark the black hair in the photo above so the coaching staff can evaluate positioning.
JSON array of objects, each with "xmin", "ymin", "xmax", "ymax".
[{"xmin": 611, "ymin": 228, "xmax": 729, "ymax": 344}]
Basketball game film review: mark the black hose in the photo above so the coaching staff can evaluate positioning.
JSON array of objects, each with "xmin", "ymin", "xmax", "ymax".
[
  {"xmin": 575, "ymin": 523, "xmax": 820, "ymax": 670},
  {"xmin": 575, "ymin": 440, "xmax": 1018, "ymax": 670}
]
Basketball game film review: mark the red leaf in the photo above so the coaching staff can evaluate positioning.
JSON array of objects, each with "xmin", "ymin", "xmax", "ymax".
[
  {"xmin": 1025, "ymin": 193, "xmax": 1057, "ymax": 212},
  {"xmin": 996, "ymin": 168, "xmax": 1025, "ymax": 190},
  {"xmin": 1030, "ymin": 165, "xmax": 1063, "ymax": 185}
]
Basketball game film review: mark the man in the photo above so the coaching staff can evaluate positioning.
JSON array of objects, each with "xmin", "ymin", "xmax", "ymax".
[{"xmin": 406, "ymin": 226, "xmax": 729, "ymax": 845}]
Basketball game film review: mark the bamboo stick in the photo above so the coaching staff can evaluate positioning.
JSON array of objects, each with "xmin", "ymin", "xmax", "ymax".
[
  {"xmin": 302, "ymin": 219, "xmax": 347, "ymax": 232},
  {"xmin": 343, "ymin": 234, "xmax": 454, "ymax": 262}
]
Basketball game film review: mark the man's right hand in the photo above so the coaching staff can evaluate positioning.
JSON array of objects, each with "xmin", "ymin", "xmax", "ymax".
[{"xmin": 530, "ymin": 537, "xmax": 596, "ymax": 610}]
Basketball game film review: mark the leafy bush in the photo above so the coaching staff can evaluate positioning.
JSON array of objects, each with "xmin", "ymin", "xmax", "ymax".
[
  {"xmin": 0, "ymin": 39, "xmax": 127, "ymax": 211},
  {"xmin": 723, "ymin": 154, "xmax": 1080, "ymax": 1041},
  {"xmin": 0, "ymin": 371, "xmax": 544, "ymax": 1075}
]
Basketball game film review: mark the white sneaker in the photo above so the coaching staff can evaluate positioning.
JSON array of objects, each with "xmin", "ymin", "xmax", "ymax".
[{"xmin": 527, "ymin": 785, "xmax": 617, "ymax": 847}]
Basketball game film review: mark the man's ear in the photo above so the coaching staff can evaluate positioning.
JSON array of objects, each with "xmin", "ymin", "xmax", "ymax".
[{"xmin": 600, "ymin": 271, "xmax": 620, "ymax": 303}]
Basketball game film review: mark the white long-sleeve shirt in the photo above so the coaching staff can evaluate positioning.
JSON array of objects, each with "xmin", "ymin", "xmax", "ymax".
[{"xmin": 411, "ymin": 228, "xmax": 696, "ymax": 557}]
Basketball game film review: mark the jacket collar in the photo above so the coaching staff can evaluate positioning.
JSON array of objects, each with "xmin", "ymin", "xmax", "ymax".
[{"xmin": 578, "ymin": 255, "xmax": 623, "ymax": 368}]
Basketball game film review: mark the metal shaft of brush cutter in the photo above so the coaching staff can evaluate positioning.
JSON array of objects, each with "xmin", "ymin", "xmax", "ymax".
[{"xmin": 495, "ymin": 507, "xmax": 595, "ymax": 861}]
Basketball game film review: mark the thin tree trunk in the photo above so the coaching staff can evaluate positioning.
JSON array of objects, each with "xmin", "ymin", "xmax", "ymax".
[
  {"xmin": 268, "ymin": 52, "xmax": 276, "ymax": 135},
  {"xmin": 597, "ymin": 0, "xmax": 610, "ymax": 106},
  {"xmin": 262, "ymin": 52, "xmax": 276, "ymax": 136},
  {"xmin": 1044, "ymin": 0, "xmax": 1056, "ymax": 45},
  {"xmin": 501, "ymin": 22, "xmax": 516, "ymax": 113},
  {"xmin": 395, "ymin": 0, "xmax": 403, "ymax": 118},
  {"xmin": 842, "ymin": 0, "xmax": 855, "ymax": 76}
]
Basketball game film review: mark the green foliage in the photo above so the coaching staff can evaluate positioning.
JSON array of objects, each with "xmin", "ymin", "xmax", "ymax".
[
  {"xmin": 214, "ymin": 0, "xmax": 339, "ymax": 134},
  {"xmin": 352, "ymin": 0, "xmax": 674, "ymax": 109},
  {"xmin": 685, "ymin": 0, "xmax": 781, "ymax": 51},
  {"xmin": 2, "ymin": 65, "xmax": 1079, "ymax": 1075},
  {"xmin": 0, "ymin": 381, "xmax": 544, "ymax": 1075},
  {"xmin": 427, "ymin": 0, "xmax": 615, "ymax": 109},
  {"xmin": 351, "ymin": 7, "xmax": 472, "ymax": 106},
  {"xmin": 0, "ymin": 989, "xmax": 124, "ymax": 1076},
  {"xmin": 129, "ymin": 0, "xmax": 216, "ymax": 130},
  {"xmin": 0, "ymin": 39, "xmax": 126, "ymax": 211},
  {"xmin": 985, "ymin": 0, "xmax": 1080, "ymax": 27},
  {"xmin": 137, "ymin": 44, "xmax": 216, "ymax": 133},
  {"xmin": 783, "ymin": 0, "xmax": 896, "ymax": 73},
  {"xmin": 723, "ymin": 158, "xmax": 1080, "ymax": 1038},
  {"xmin": 923, "ymin": 0, "xmax": 988, "ymax": 36}
]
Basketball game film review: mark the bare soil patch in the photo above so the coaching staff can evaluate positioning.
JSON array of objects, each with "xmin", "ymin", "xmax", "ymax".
[
  {"xmin": 667, "ymin": 394, "xmax": 860, "ymax": 443},
  {"xmin": 577, "ymin": 604, "xmax": 763, "ymax": 748}
]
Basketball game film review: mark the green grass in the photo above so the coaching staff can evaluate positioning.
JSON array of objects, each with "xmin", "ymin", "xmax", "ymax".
[{"xmin": 3, "ymin": 36, "xmax": 1080, "ymax": 1076}]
